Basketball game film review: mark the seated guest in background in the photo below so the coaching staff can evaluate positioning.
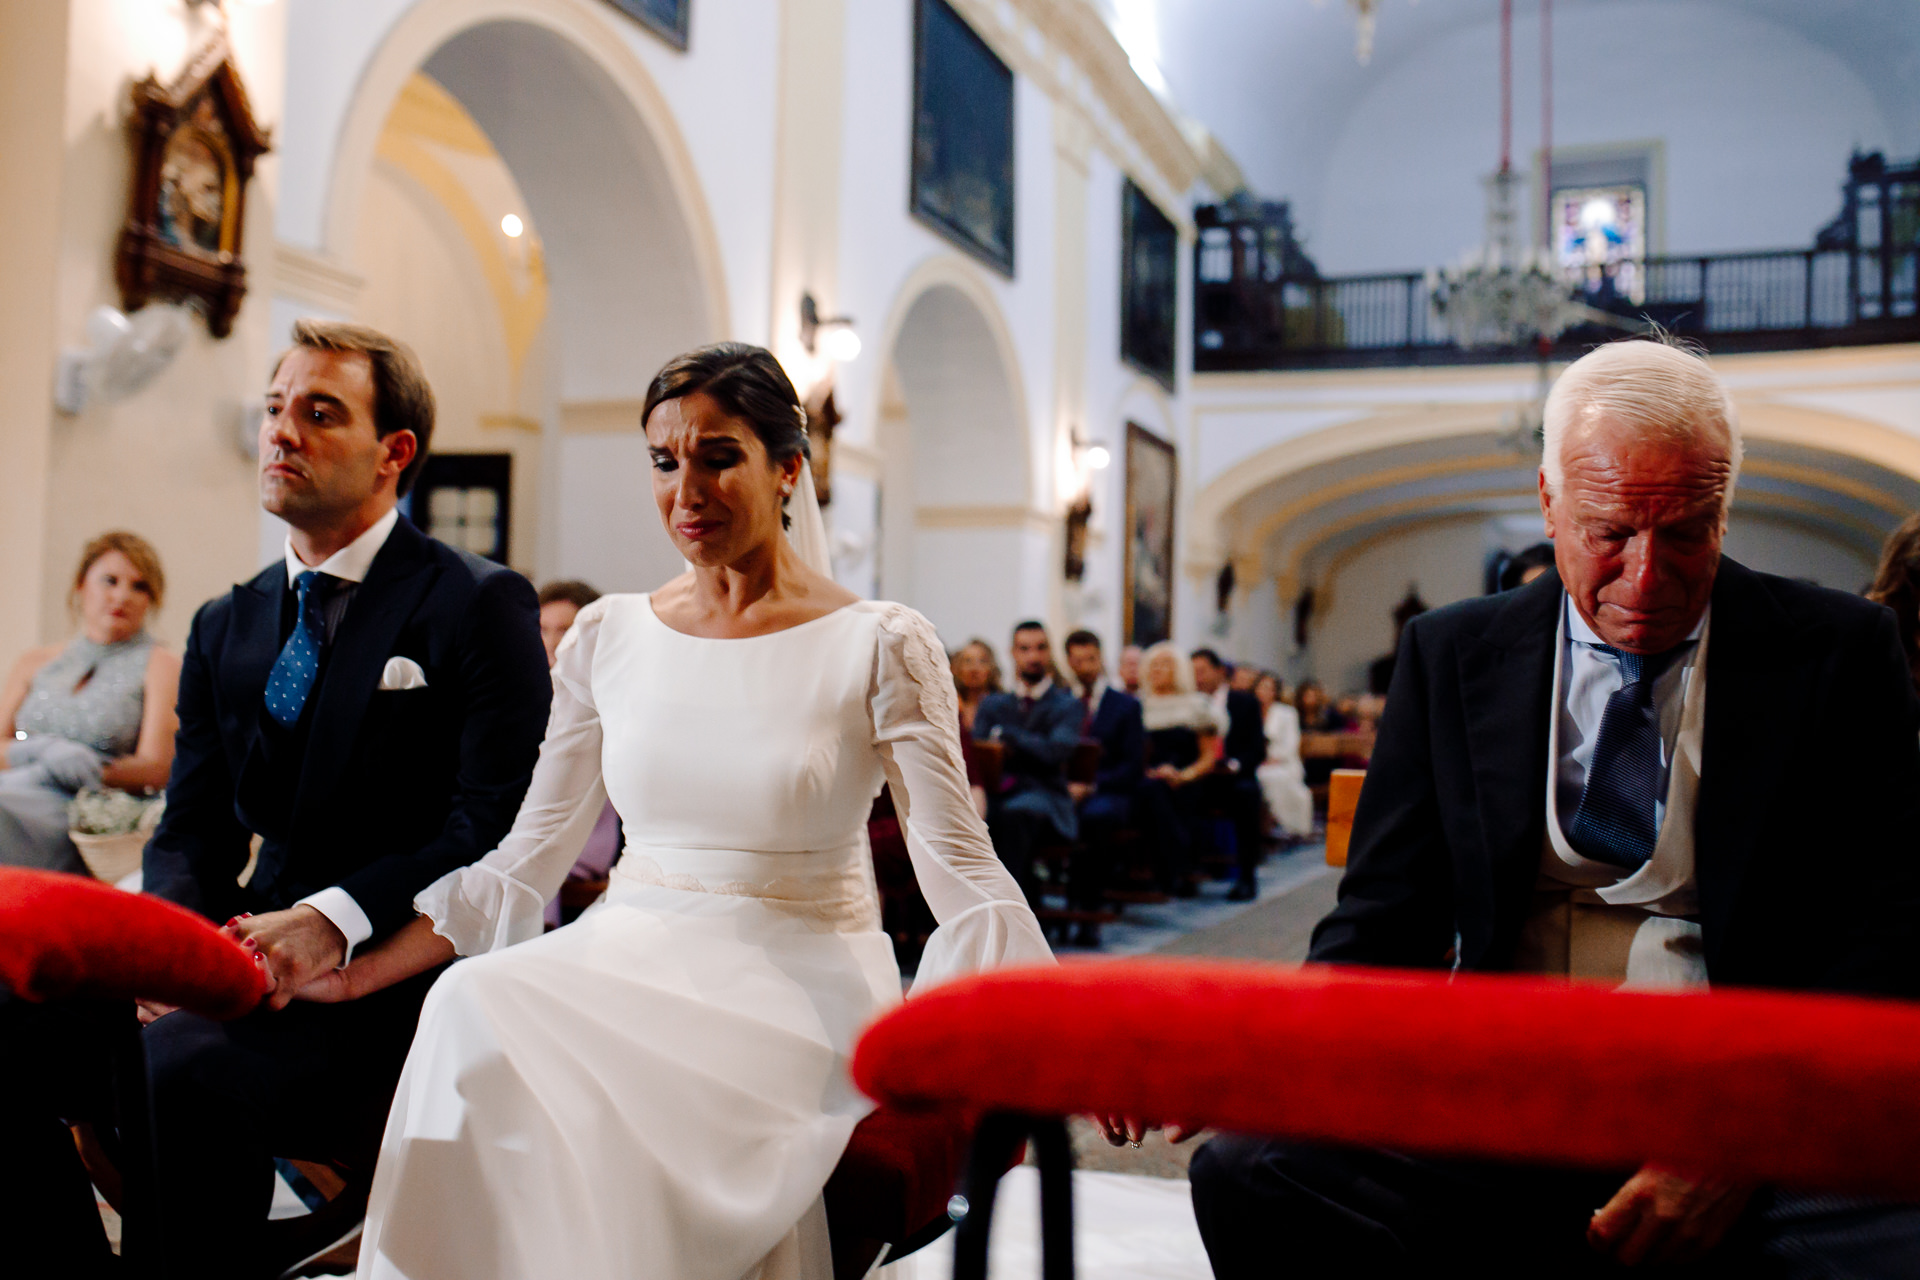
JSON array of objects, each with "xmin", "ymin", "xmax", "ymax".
[
  {"xmin": 0, "ymin": 321, "xmax": 553, "ymax": 1273},
  {"xmin": 1497, "ymin": 540, "xmax": 1559, "ymax": 593},
  {"xmin": 1192, "ymin": 648, "xmax": 1267, "ymax": 901},
  {"xmin": 1293, "ymin": 678, "xmax": 1336, "ymax": 732},
  {"xmin": 1867, "ymin": 512, "xmax": 1920, "ymax": 696},
  {"xmin": 536, "ymin": 578, "xmax": 622, "ymax": 930},
  {"xmin": 950, "ymin": 637, "xmax": 1002, "ymax": 818},
  {"xmin": 1252, "ymin": 672, "xmax": 1314, "ymax": 840},
  {"xmin": 1228, "ymin": 663, "xmax": 1260, "ymax": 694},
  {"xmin": 1191, "ymin": 338, "xmax": 1920, "ymax": 1278},
  {"xmin": 1063, "ymin": 629, "xmax": 1145, "ymax": 938},
  {"xmin": 1117, "ymin": 643, "xmax": 1143, "ymax": 696},
  {"xmin": 536, "ymin": 578, "xmax": 601, "ymax": 667},
  {"xmin": 0, "ymin": 531, "xmax": 180, "ymax": 873},
  {"xmin": 1137, "ymin": 641, "xmax": 1220, "ymax": 896},
  {"xmin": 974, "ymin": 621, "xmax": 1082, "ymax": 902},
  {"xmin": 951, "ymin": 636, "xmax": 1001, "ymax": 737}
]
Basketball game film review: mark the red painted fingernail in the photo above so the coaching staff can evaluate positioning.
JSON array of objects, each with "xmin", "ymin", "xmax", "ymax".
[{"xmin": 225, "ymin": 917, "xmax": 241, "ymax": 928}]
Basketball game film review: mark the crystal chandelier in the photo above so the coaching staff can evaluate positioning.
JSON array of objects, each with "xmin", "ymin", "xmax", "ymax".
[
  {"xmin": 1429, "ymin": 171, "xmax": 1583, "ymax": 349},
  {"xmin": 1426, "ymin": 0, "xmax": 1579, "ymax": 350}
]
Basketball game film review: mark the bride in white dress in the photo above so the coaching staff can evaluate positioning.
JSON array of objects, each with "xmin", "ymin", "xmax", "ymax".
[{"xmin": 296, "ymin": 344, "xmax": 1053, "ymax": 1280}]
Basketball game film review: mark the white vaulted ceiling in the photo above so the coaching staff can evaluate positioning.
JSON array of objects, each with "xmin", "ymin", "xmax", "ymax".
[{"xmin": 1099, "ymin": 0, "xmax": 1920, "ymax": 271}]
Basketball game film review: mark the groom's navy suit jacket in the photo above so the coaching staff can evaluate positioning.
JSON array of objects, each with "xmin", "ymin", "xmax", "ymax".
[
  {"xmin": 1311, "ymin": 559, "xmax": 1920, "ymax": 998},
  {"xmin": 144, "ymin": 515, "xmax": 552, "ymax": 939}
]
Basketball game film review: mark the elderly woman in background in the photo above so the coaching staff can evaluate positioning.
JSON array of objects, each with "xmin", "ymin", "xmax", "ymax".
[
  {"xmin": 1867, "ymin": 512, "xmax": 1920, "ymax": 697},
  {"xmin": 951, "ymin": 638, "xmax": 1002, "ymax": 818},
  {"xmin": 1137, "ymin": 640, "xmax": 1222, "ymax": 895},
  {"xmin": 1252, "ymin": 672, "xmax": 1314, "ymax": 839},
  {"xmin": 0, "ymin": 532, "xmax": 180, "ymax": 872}
]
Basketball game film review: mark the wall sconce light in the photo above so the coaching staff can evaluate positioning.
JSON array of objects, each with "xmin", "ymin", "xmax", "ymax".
[
  {"xmin": 1072, "ymin": 431, "xmax": 1112, "ymax": 472},
  {"xmin": 800, "ymin": 292, "xmax": 861, "ymax": 362}
]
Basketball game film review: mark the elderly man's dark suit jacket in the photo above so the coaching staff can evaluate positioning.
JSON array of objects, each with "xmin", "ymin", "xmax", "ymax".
[{"xmin": 1311, "ymin": 559, "xmax": 1920, "ymax": 998}]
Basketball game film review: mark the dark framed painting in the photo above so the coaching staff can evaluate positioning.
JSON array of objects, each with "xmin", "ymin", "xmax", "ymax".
[
  {"xmin": 115, "ymin": 39, "xmax": 272, "ymax": 338},
  {"xmin": 602, "ymin": 0, "xmax": 690, "ymax": 50},
  {"xmin": 1124, "ymin": 423, "xmax": 1177, "ymax": 647},
  {"xmin": 911, "ymin": 0, "xmax": 1016, "ymax": 276},
  {"xmin": 412, "ymin": 454, "xmax": 513, "ymax": 564},
  {"xmin": 1121, "ymin": 179, "xmax": 1178, "ymax": 389}
]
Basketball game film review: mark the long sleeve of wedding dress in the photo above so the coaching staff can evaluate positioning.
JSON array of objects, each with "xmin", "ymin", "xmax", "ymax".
[
  {"xmin": 413, "ymin": 598, "xmax": 611, "ymax": 954},
  {"xmin": 868, "ymin": 604, "xmax": 1054, "ymax": 989}
]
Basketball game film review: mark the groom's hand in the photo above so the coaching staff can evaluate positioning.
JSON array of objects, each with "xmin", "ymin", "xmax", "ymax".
[{"xmin": 228, "ymin": 906, "xmax": 347, "ymax": 1010}]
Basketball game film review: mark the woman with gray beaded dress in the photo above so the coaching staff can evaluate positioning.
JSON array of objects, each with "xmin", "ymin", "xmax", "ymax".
[{"xmin": 0, "ymin": 532, "xmax": 181, "ymax": 873}]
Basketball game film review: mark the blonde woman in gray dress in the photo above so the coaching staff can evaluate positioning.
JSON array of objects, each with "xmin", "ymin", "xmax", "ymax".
[
  {"xmin": 296, "ymin": 344, "xmax": 1052, "ymax": 1280},
  {"xmin": 0, "ymin": 531, "xmax": 180, "ymax": 872}
]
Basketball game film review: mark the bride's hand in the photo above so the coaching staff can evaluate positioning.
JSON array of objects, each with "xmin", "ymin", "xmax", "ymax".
[
  {"xmin": 291, "ymin": 914, "xmax": 460, "ymax": 1004},
  {"xmin": 293, "ymin": 966, "xmax": 358, "ymax": 1004},
  {"xmin": 1096, "ymin": 1115, "xmax": 1202, "ymax": 1147}
]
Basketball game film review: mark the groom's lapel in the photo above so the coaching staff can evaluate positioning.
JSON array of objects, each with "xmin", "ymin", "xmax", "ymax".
[{"xmin": 292, "ymin": 518, "xmax": 440, "ymax": 826}]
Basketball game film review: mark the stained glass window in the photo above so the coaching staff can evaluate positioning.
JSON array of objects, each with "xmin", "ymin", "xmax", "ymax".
[{"xmin": 1552, "ymin": 184, "xmax": 1647, "ymax": 304}]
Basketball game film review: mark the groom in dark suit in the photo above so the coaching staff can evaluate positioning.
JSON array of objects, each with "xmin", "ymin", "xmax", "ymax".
[
  {"xmin": 1191, "ymin": 339, "xmax": 1920, "ymax": 1278},
  {"xmin": 0, "ymin": 321, "xmax": 551, "ymax": 1276}
]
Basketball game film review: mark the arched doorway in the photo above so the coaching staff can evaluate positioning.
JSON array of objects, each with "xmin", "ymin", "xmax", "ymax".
[
  {"xmin": 320, "ymin": 0, "xmax": 725, "ymax": 590},
  {"xmin": 875, "ymin": 277, "xmax": 1038, "ymax": 649}
]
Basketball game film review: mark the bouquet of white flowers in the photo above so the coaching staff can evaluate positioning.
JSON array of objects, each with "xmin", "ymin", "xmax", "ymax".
[{"xmin": 68, "ymin": 787, "xmax": 165, "ymax": 884}]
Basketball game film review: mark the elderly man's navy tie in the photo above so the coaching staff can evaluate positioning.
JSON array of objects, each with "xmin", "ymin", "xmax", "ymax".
[
  {"xmin": 1567, "ymin": 644, "xmax": 1671, "ymax": 869},
  {"xmin": 265, "ymin": 570, "xmax": 325, "ymax": 728}
]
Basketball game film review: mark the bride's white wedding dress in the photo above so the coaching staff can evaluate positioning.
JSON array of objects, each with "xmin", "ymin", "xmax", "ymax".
[{"xmin": 355, "ymin": 594, "xmax": 1052, "ymax": 1280}]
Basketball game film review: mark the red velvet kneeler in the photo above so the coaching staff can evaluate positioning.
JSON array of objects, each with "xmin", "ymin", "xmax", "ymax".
[{"xmin": 854, "ymin": 959, "xmax": 1920, "ymax": 1198}]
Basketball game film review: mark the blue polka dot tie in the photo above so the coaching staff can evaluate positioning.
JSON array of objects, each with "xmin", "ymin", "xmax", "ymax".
[
  {"xmin": 265, "ymin": 571, "xmax": 325, "ymax": 728},
  {"xmin": 1568, "ymin": 644, "xmax": 1669, "ymax": 869}
]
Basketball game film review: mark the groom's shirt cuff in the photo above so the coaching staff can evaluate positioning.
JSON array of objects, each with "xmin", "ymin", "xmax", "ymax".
[{"xmin": 296, "ymin": 886, "xmax": 374, "ymax": 965}]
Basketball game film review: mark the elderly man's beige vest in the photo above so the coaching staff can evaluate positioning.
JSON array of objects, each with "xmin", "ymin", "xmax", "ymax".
[{"xmin": 1510, "ymin": 611, "xmax": 1712, "ymax": 989}]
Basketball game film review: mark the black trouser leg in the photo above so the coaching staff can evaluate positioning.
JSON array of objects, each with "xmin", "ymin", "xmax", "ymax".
[
  {"xmin": 1136, "ymin": 779, "xmax": 1190, "ymax": 893},
  {"xmin": 0, "ymin": 992, "xmax": 119, "ymax": 1276},
  {"xmin": 1191, "ymin": 1134, "xmax": 1638, "ymax": 1280},
  {"xmin": 986, "ymin": 805, "xmax": 1043, "ymax": 905},
  {"xmin": 142, "ymin": 964, "xmax": 445, "ymax": 1280}
]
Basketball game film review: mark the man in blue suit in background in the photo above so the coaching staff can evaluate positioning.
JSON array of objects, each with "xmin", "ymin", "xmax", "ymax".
[
  {"xmin": 974, "ymin": 621, "xmax": 1082, "ymax": 907},
  {"xmin": 1064, "ymin": 630, "xmax": 1145, "ymax": 942}
]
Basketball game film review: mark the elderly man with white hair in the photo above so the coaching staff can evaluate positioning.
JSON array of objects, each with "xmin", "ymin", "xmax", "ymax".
[{"xmin": 1190, "ymin": 339, "xmax": 1920, "ymax": 1278}]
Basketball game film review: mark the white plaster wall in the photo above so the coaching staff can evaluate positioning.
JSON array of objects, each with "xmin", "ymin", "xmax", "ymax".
[
  {"xmin": 553, "ymin": 434, "xmax": 684, "ymax": 593},
  {"xmin": 1308, "ymin": 3, "xmax": 1896, "ymax": 275},
  {"xmin": 34, "ymin": 0, "xmax": 287, "ymax": 647}
]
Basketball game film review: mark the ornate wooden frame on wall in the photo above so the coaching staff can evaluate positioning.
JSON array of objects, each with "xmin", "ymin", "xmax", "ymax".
[{"xmin": 115, "ymin": 38, "xmax": 272, "ymax": 339}]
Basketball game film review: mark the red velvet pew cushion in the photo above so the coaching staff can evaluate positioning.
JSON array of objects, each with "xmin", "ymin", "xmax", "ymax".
[
  {"xmin": 0, "ymin": 868, "xmax": 268, "ymax": 1020},
  {"xmin": 824, "ymin": 1104, "xmax": 974, "ymax": 1243},
  {"xmin": 852, "ymin": 959, "xmax": 1920, "ymax": 1199}
]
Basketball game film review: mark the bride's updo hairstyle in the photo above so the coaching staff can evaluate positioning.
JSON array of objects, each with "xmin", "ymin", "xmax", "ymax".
[{"xmin": 643, "ymin": 343, "xmax": 810, "ymax": 528}]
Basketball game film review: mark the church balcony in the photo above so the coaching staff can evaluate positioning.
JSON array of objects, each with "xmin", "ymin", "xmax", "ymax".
[{"xmin": 1193, "ymin": 245, "xmax": 1920, "ymax": 373}]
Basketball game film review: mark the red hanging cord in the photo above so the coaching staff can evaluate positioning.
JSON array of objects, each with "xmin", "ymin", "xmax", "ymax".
[
  {"xmin": 1499, "ymin": 0, "xmax": 1513, "ymax": 174},
  {"xmin": 1541, "ymin": 0, "xmax": 1554, "ymax": 242}
]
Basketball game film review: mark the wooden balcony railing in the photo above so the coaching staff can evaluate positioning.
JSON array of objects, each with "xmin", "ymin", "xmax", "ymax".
[{"xmin": 1194, "ymin": 244, "xmax": 1920, "ymax": 372}]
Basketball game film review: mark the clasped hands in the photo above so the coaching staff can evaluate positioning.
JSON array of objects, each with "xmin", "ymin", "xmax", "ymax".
[{"xmin": 137, "ymin": 906, "xmax": 350, "ymax": 1023}]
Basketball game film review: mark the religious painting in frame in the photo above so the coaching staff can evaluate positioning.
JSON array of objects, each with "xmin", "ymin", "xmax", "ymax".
[
  {"xmin": 115, "ymin": 38, "xmax": 271, "ymax": 338},
  {"xmin": 600, "ymin": 0, "xmax": 690, "ymax": 50},
  {"xmin": 1121, "ymin": 179, "xmax": 1178, "ymax": 389},
  {"xmin": 1124, "ymin": 422, "xmax": 1177, "ymax": 647},
  {"xmin": 911, "ymin": 0, "xmax": 1016, "ymax": 276}
]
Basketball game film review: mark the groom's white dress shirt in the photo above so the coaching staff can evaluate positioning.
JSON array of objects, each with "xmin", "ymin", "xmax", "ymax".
[{"xmin": 283, "ymin": 506, "xmax": 399, "ymax": 961}]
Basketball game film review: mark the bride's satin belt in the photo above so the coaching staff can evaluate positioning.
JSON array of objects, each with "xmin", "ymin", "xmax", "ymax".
[{"xmin": 608, "ymin": 839, "xmax": 880, "ymax": 932}]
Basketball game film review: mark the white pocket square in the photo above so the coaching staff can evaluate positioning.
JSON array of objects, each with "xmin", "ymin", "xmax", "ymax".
[{"xmin": 378, "ymin": 656, "xmax": 429, "ymax": 690}]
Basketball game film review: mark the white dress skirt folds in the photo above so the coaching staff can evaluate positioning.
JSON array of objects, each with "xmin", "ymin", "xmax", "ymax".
[{"xmin": 357, "ymin": 596, "xmax": 1053, "ymax": 1280}]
